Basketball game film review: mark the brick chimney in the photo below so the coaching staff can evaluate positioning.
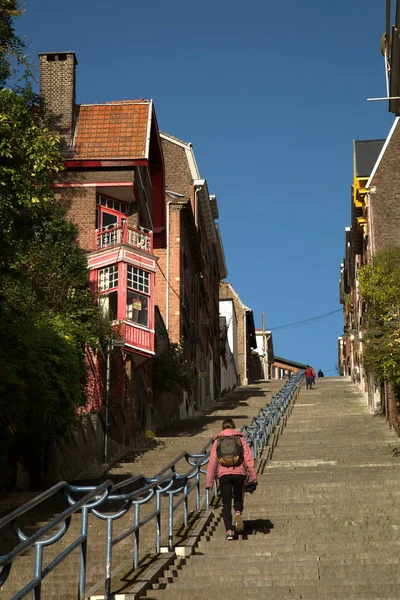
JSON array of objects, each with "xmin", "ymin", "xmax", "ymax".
[{"xmin": 39, "ymin": 52, "xmax": 77, "ymax": 153}]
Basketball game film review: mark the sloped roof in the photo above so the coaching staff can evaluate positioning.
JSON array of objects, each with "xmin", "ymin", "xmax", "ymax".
[
  {"xmin": 353, "ymin": 139, "xmax": 385, "ymax": 178},
  {"xmin": 273, "ymin": 356, "xmax": 307, "ymax": 369},
  {"xmin": 73, "ymin": 101, "xmax": 151, "ymax": 159}
]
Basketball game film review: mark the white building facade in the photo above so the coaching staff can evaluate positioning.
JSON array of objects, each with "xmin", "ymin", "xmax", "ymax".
[{"xmin": 219, "ymin": 299, "xmax": 239, "ymax": 394}]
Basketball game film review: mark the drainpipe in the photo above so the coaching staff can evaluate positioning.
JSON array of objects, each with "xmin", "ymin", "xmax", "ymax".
[
  {"xmin": 243, "ymin": 310, "xmax": 248, "ymax": 386},
  {"xmin": 368, "ymin": 191, "xmax": 376, "ymax": 261},
  {"xmin": 194, "ymin": 186, "xmax": 199, "ymax": 227},
  {"xmin": 166, "ymin": 201, "xmax": 172, "ymax": 330}
]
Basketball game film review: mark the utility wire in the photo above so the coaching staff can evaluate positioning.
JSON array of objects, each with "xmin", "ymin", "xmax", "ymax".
[
  {"xmin": 156, "ymin": 262, "xmax": 180, "ymax": 300},
  {"xmin": 270, "ymin": 308, "xmax": 343, "ymax": 331}
]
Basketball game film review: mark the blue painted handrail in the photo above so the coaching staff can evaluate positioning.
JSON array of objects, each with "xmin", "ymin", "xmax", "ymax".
[
  {"xmin": 0, "ymin": 479, "xmax": 113, "ymax": 600},
  {"xmin": 1, "ymin": 372, "xmax": 304, "ymax": 600}
]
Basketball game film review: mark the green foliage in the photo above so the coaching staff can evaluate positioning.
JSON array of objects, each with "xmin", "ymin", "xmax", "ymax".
[
  {"xmin": 0, "ymin": 0, "xmax": 26, "ymax": 85},
  {"xmin": 153, "ymin": 343, "xmax": 199, "ymax": 395},
  {"xmin": 358, "ymin": 248, "xmax": 400, "ymax": 385},
  {"xmin": 0, "ymin": 15, "xmax": 110, "ymax": 487},
  {"xmin": 0, "ymin": 86, "xmax": 63, "ymax": 273},
  {"xmin": 0, "ymin": 311, "xmax": 87, "ymax": 487}
]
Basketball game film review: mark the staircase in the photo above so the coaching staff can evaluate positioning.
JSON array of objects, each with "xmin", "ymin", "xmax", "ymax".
[
  {"xmin": 0, "ymin": 381, "xmax": 284, "ymax": 599},
  {"xmin": 143, "ymin": 378, "xmax": 400, "ymax": 600}
]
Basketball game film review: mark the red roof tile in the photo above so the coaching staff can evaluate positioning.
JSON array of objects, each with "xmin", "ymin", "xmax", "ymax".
[{"xmin": 73, "ymin": 101, "xmax": 151, "ymax": 160}]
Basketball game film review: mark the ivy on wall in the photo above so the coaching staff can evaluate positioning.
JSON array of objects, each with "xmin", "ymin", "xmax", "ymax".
[{"xmin": 358, "ymin": 248, "xmax": 400, "ymax": 388}]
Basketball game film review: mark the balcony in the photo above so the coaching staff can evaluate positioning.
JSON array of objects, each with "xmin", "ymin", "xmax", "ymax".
[
  {"xmin": 95, "ymin": 223, "xmax": 153, "ymax": 254},
  {"xmin": 113, "ymin": 320, "xmax": 154, "ymax": 356}
]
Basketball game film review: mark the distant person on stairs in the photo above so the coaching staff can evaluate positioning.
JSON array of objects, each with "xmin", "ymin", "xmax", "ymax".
[
  {"xmin": 206, "ymin": 419, "xmax": 257, "ymax": 541},
  {"xmin": 318, "ymin": 369, "xmax": 324, "ymax": 378},
  {"xmin": 304, "ymin": 365, "xmax": 314, "ymax": 389}
]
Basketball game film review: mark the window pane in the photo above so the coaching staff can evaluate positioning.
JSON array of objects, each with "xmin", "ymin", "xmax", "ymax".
[
  {"xmin": 98, "ymin": 265, "xmax": 118, "ymax": 291},
  {"xmin": 127, "ymin": 291, "xmax": 148, "ymax": 326},
  {"xmin": 99, "ymin": 290, "xmax": 118, "ymax": 320},
  {"xmin": 102, "ymin": 212, "xmax": 118, "ymax": 229},
  {"xmin": 127, "ymin": 266, "xmax": 150, "ymax": 294}
]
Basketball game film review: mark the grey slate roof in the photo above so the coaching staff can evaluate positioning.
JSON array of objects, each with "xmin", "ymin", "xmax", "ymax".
[{"xmin": 354, "ymin": 140, "xmax": 385, "ymax": 178}]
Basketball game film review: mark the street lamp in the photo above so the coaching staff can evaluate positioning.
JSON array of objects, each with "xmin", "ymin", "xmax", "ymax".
[{"xmin": 103, "ymin": 337, "xmax": 125, "ymax": 464}]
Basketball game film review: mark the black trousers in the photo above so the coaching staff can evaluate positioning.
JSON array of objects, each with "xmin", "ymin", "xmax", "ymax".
[{"xmin": 219, "ymin": 474, "xmax": 247, "ymax": 531}]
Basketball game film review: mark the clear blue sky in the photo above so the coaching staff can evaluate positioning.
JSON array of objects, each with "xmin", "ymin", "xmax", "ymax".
[{"xmin": 16, "ymin": 0, "xmax": 394, "ymax": 374}]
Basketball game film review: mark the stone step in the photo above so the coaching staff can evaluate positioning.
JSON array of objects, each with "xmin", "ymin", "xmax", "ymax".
[
  {"xmin": 158, "ymin": 561, "xmax": 400, "ymax": 582},
  {"xmin": 146, "ymin": 589, "xmax": 399, "ymax": 600},
  {"xmin": 150, "ymin": 578, "xmax": 400, "ymax": 591},
  {"xmin": 188, "ymin": 552, "xmax": 400, "ymax": 564}
]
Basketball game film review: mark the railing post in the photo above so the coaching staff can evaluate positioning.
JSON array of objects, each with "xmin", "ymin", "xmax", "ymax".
[
  {"xmin": 168, "ymin": 494, "xmax": 174, "ymax": 552},
  {"xmin": 196, "ymin": 471, "xmax": 201, "ymax": 512},
  {"xmin": 183, "ymin": 483, "xmax": 188, "ymax": 527},
  {"xmin": 33, "ymin": 543, "xmax": 44, "ymax": 600},
  {"xmin": 133, "ymin": 503, "xmax": 140, "ymax": 571},
  {"xmin": 104, "ymin": 518, "xmax": 113, "ymax": 600},
  {"xmin": 78, "ymin": 506, "xmax": 89, "ymax": 600},
  {"xmin": 156, "ymin": 490, "xmax": 161, "ymax": 554}
]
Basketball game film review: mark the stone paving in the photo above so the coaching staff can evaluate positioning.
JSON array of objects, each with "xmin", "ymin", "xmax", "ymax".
[
  {"xmin": 3, "ymin": 377, "xmax": 400, "ymax": 599},
  {"xmin": 143, "ymin": 377, "xmax": 400, "ymax": 600}
]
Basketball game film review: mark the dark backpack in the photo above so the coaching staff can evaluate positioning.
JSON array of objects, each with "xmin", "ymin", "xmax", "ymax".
[{"xmin": 216, "ymin": 435, "xmax": 244, "ymax": 467}]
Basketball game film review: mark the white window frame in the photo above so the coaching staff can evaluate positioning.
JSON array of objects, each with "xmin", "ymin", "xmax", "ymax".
[
  {"xmin": 98, "ymin": 264, "xmax": 118, "ymax": 292},
  {"xmin": 127, "ymin": 266, "xmax": 150, "ymax": 295}
]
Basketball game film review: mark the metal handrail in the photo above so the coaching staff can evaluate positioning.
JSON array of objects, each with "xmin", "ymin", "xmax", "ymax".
[
  {"xmin": 74, "ymin": 473, "xmax": 176, "ymax": 599},
  {"xmin": 0, "ymin": 480, "xmax": 112, "ymax": 600},
  {"xmin": 1, "ymin": 373, "xmax": 304, "ymax": 600}
]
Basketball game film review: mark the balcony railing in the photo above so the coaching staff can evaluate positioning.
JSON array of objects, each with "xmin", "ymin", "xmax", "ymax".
[
  {"xmin": 113, "ymin": 320, "xmax": 154, "ymax": 355},
  {"xmin": 95, "ymin": 223, "xmax": 153, "ymax": 253}
]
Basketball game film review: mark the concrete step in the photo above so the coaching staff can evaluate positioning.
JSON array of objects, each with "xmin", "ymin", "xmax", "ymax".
[
  {"xmin": 145, "ymin": 583, "xmax": 400, "ymax": 600},
  {"xmin": 149, "ymin": 579, "xmax": 400, "ymax": 592}
]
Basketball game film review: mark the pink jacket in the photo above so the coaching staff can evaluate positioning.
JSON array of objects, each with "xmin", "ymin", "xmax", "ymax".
[{"xmin": 205, "ymin": 428, "xmax": 257, "ymax": 488}]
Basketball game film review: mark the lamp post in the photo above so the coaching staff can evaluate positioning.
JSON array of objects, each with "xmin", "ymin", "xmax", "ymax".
[
  {"xmin": 103, "ymin": 338, "xmax": 111, "ymax": 465},
  {"xmin": 103, "ymin": 337, "xmax": 125, "ymax": 465}
]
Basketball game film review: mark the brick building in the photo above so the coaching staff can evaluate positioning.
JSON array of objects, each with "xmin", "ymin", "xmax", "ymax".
[
  {"xmin": 339, "ymin": 126, "xmax": 400, "ymax": 427},
  {"xmin": 154, "ymin": 133, "xmax": 227, "ymax": 415},
  {"xmin": 339, "ymin": 138, "xmax": 384, "ymax": 399},
  {"xmin": 219, "ymin": 282, "xmax": 256, "ymax": 385},
  {"xmin": 39, "ymin": 51, "xmax": 167, "ymax": 446}
]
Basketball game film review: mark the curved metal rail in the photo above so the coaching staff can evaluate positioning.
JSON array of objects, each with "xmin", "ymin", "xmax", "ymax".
[{"xmin": 1, "ymin": 372, "xmax": 303, "ymax": 599}]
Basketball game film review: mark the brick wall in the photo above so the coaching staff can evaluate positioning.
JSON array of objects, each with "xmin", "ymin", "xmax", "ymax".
[
  {"xmin": 370, "ymin": 120, "xmax": 400, "ymax": 253},
  {"xmin": 161, "ymin": 138, "xmax": 192, "ymax": 200},
  {"xmin": 39, "ymin": 52, "xmax": 76, "ymax": 152},
  {"xmin": 160, "ymin": 135, "xmax": 222, "ymax": 405},
  {"xmin": 156, "ymin": 204, "xmax": 182, "ymax": 344},
  {"xmin": 54, "ymin": 186, "xmax": 96, "ymax": 252},
  {"xmin": 152, "ymin": 307, "xmax": 181, "ymax": 431}
]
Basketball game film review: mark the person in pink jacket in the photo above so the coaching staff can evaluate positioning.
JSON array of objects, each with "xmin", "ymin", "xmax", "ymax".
[{"xmin": 206, "ymin": 419, "xmax": 257, "ymax": 540}]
